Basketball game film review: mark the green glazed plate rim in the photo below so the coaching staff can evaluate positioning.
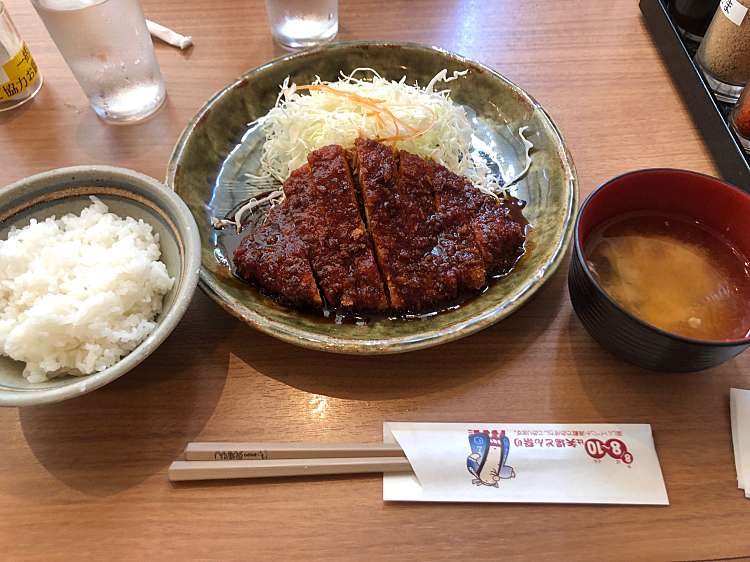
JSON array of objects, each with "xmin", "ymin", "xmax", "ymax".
[{"xmin": 166, "ymin": 41, "xmax": 578, "ymax": 354}]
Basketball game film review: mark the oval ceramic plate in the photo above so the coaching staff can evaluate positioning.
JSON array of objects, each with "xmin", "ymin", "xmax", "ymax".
[{"xmin": 167, "ymin": 41, "xmax": 577, "ymax": 354}]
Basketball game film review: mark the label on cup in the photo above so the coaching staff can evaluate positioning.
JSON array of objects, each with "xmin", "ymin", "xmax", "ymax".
[
  {"xmin": 721, "ymin": 0, "xmax": 748, "ymax": 26},
  {"xmin": 0, "ymin": 43, "xmax": 39, "ymax": 101}
]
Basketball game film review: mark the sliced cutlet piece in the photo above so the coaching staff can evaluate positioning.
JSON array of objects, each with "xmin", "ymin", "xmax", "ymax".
[
  {"xmin": 430, "ymin": 162, "xmax": 488, "ymax": 292},
  {"xmin": 306, "ymin": 144, "xmax": 389, "ymax": 310},
  {"xmin": 285, "ymin": 145, "xmax": 389, "ymax": 310},
  {"xmin": 233, "ymin": 204, "xmax": 323, "ymax": 309},
  {"xmin": 393, "ymin": 148, "xmax": 459, "ymax": 308},
  {"xmin": 355, "ymin": 139, "xmax": 451, "ymax": 311},
  {"xmin": 464, "ymin": 187, "xmax": 527, "ymax": 275},
  {"xmin": 352, "ymin": 138, "xmax": 404, "ymax": 308}
]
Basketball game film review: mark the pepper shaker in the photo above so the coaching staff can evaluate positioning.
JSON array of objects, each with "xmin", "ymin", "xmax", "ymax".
[{"xmin": 696, "ymin": 0, "xmax": 750, "ymax": 102}]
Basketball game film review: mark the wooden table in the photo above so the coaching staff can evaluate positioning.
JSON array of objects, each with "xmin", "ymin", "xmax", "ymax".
[{"xmin": 0, "ymin": 1, "xmax": 747, "ymax": 560}]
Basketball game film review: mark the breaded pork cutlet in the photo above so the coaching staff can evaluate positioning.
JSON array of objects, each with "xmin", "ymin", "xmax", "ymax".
[{"xmin": 233, "ymin": 139, "xmax": 526, "ymax": 314}]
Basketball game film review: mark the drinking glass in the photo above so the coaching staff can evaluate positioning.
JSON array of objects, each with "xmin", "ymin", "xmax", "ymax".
[
  {"xmin": 0, "ymin": 2, "xmax": 43, "ymax": 112},
  {"xmin": 265, "ymin": 0, "xmax": 338, "ymax": 49},
  {"xmin": 31, "ymin": 0, "xmax": 166, "ymax": 124}
]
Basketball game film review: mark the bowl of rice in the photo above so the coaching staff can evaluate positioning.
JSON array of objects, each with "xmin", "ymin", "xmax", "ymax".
[{"xmin": 0, "ymin": 166, "xmax": 201, "ymax": 406}]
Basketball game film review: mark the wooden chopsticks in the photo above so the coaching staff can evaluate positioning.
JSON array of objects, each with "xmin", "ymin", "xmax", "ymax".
[
  {"xmin": 184, "ymin": 441, "xmax": 405, "ymax": 461},
  {"xmin": 169, "ymin": 442, "xmax": 411, "ymax": 482}
]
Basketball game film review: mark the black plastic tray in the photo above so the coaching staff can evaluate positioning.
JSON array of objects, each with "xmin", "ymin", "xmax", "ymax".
[{"xmin": 639, "ymin": 0, "xmax": 750, "ymax": 188}]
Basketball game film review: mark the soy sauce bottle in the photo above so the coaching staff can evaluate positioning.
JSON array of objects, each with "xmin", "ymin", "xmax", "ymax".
[{"xmin": 669, "ymin": 0, "xmax": 720, "ymax": 42}]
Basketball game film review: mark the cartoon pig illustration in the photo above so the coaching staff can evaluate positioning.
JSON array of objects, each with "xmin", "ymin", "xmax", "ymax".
[{"xmin": 467, "ymin": 433, "xmax": 516, "ymax": 487}]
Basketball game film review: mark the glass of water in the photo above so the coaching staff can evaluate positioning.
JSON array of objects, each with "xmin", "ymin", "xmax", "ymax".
[
  {"xmin": 265, "ymin": 0, "xmax": 338, "ymax": 49},
  {"xmin": 31, "ymin": 0, "xmax": 166, "ymax": 124}
]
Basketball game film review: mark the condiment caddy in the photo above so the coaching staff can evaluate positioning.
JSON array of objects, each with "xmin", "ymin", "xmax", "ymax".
[{"xmin": 640, "ymin": 0, "xmax": 750, "ymax": 188}]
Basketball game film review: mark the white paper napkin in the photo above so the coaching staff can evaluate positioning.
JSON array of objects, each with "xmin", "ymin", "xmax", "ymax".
[
  {"xmin": 730, "ymin": 388, "xmax": 750, "ymax": 498},
  {"xmin": 383, "ymin": 422, "xmax": 669, "ymax": 505}
]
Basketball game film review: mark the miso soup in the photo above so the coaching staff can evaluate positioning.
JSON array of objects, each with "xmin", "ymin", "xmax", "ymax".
[{"xmin": 585, "ymin": 212, "xmax": 750, "ymax": 340}]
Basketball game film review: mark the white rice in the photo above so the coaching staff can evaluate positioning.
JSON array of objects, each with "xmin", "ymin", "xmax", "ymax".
[{"xmin": 0, "ymin": 197, "xmax": 175, "ymax": 383}]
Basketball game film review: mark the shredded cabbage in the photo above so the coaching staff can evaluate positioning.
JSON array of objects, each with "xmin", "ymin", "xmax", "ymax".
[{"xmin": 257, "ymin": 68, "xmax": 505, "ymax": 193}]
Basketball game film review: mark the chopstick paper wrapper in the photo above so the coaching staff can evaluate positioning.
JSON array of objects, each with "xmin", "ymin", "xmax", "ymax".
[
  {"xmin": 730, "ymin": 388, "xmax": 750, "ymax": 497},
  {"xmin": 383, "ymin": 422, "xmax": 669, "ymax": 505},
  {"xmin": 146, "ymin": 20, "xmax": 192, "ymax": 50}
]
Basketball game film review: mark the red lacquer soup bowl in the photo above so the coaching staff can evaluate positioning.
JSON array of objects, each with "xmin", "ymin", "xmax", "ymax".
[{"xmin": 568, "ymin": 169, "xmax": 750, "ymax": 372}]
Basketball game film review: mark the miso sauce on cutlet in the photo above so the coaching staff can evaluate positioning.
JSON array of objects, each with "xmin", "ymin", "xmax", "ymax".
[{"xmin": 585, "ymin": 212, "xmax": 750, "ymax": 340}]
